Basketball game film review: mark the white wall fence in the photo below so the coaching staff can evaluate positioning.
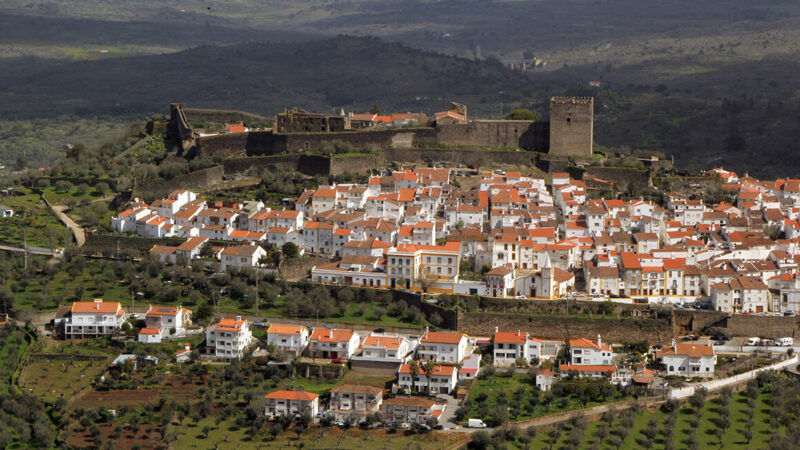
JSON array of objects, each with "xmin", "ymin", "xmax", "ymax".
[{"xmin": 669, "ymin": 355, "xmax": 798, "ymax": 399}]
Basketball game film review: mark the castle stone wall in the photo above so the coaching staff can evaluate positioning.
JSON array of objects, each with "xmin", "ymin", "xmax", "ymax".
[{"xmin": 436, "ymin": 121, "xmax": 549, "ymax": 151}]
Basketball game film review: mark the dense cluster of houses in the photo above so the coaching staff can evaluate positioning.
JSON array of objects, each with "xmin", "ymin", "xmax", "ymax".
[{"xmin": 116, "ymin": 165, "xmax": 800, "ymax": 313}]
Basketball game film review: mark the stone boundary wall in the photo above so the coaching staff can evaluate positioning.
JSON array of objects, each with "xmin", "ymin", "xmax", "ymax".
[
  {"xmin": 476, "ymin": 297, "xmax": 670, "ymax": 318},
  {"xmin": 457, "ymin": 311, "xmax": 674, "ymax": 344},
  {"xmin": 29, "ymin": 353, "xmax": 108, "ymax": 361},
  {"xmin": 582, "ymin": 167, "xmax": 651, "ymax": 190},
  {"xmin": 83, "ymin": 234, "xmax": 185, "ymax": 256}
]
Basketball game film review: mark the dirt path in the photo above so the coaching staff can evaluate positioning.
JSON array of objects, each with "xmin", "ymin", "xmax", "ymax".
[{"xmin": 51, "ymin": 205, "xmax": 86, "ymax": 246}]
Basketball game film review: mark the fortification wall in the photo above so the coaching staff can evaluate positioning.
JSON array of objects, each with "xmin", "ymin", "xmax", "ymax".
[
  {"xmin": 223, "ymin": 154, "xmax": 330, "ymax": 177},
  {"xmin": 457, "ymin": 311, "xmax": 673, "ymax": 344},
  {"xmin": 329, "ymin": 154, "xmax": 388, "ymax": 176},
  {"xmin": 476, "ymin": 297, "xmax": 669, "ymax": 318},
  {"xmin": 435, "ymin": 121, "xmax": 549, "ymax": 151},
  {"xmin": 675, "ymin": 310, "xmax": 800, "ymax": 338},
  {"xmin": 132, "ymin": 166, "xmax": 224, "ymax": 201},
  {"xmin": 384, "ymin": 148, "xmax": 539, "ymax": 168}
]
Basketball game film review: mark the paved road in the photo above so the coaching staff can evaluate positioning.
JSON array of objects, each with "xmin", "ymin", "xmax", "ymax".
[
  {"xmin": 436, "ymin": 394, "xmax": 462, "ymax": 428},
  {"xmin": 51, "ymin": 205, "xmax": 85, "ymax": 246},
  {"xmin": 0, "ymin": 244, "xmax": 58, "ymax": 256}
]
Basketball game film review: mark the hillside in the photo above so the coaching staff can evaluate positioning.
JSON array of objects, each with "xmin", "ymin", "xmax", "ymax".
[{"xmin": 0, "ymin": 36, "xmax": 535, "ymax": 119}]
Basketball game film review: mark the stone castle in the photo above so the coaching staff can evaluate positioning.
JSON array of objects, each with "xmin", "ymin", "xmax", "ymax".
[{"xmin": 170, "ymin": 97, "xmax": 594, "ymax": 159}]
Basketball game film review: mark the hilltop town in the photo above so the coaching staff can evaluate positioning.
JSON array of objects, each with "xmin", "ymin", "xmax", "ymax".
[{"xmin": 2, "ymin": 98, "xmax": 800, "ymax": 449}]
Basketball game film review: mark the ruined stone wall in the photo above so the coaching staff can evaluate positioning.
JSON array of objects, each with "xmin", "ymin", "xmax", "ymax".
[
  {"xmin": 457, "ymin": 311, "xmax": 674, "ymax": 344},
  {"xmin": 183, "ymin": 108, "xmax": 272, "ymax": 126},
  {"xmin": 549, "ymin": 97, "xmax": 593, "ymax": 157}
]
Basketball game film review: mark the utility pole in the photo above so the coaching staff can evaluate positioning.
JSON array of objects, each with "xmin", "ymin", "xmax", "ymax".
[{"xmin": 23, "ymin": 229, "xmax": 28, "ymax": 270}]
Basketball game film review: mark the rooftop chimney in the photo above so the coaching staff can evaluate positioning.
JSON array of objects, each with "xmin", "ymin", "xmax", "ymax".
[
  {"xmin": 672, "ymin": 339, "xmax": 677, "ymax": 352},
  {"xmin": 495, "ymin": 326, "xmax": 499, "ymax": 333},
  {"xmin": 235, "ymin": 315, "xmax": 242, "ymax": 322},
  {"xmin": 329, "ymin": 328, "xmax": 333, "ymax": 339},
  {"xmin": 597, "ymin": 334, "xmax": 602, "ymax": 348},
  {"xmin": 185, "ymin": 343, "xmax": 191, "ymax": 351}
]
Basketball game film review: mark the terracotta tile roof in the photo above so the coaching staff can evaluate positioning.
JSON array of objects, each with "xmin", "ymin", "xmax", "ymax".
[
  {"xmin": 268, "ymin": 324, "xmax": 307, "ymax": 335},
  {"xmin": 310, "ymin": 328, "xmax": 355, "ymax": 343},
  {"xmin": 330, "ymin": 384, "xmax": 383, "ymax": 395},
  {"xmin": 559, "ymin": 364, "xmax": 616, "ymax": 373},
  {"xmin": 399, "ymin": 364, "xmax": 457, "ymax": 376},
  {"xmin": 421, "ymin": 331, "xmax": 465, "ymax": 345},
  {"xmin": 662, "ymin": 343, "xmax": 714, "ymax": 357},
  {"xmin": 72, "ymin": 300, "xmax": 122, "ymax": 315},
  {"xmin": 570, "ymin": 337, "xmax": 612, "ymax": 352},
  {"xmin": 362, "ymin": 335, "xmax": 403, "ymax": 349},
  {"xmin": 265, "ymin": 390, "xmax": 319, "ymax": 401}
]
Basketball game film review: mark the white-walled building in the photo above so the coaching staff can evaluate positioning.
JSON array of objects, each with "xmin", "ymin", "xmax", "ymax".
[
  {"xmin": 661, "ymin": 342, "xmax": 716, "ymax": 378},
  {"xmin": 397, "ymin": 363, "xmax": 458, "ymax": 394},
  {"xmin": 266, "ymin": 324, "xmax": 310, "ymax": 356},
  {"xmin": 493, "ymin": 330, "xmax": 543, "ymax": 366},
  {"xmin": 328, "ymin": 384, "xmax": 383, "ymax": 421},
  {"xmin": 205, "ymin": 317, "xmax": 253, "ymax": 359},
  {"xmin": 264, "ymin": 390, "xmax": 319, "ymax": 418},
  {"xmin": 417, "ymin": 330, "xmax": 468, "ymax": 363},
  {"xmin": 62, "ymin": 300, "xmax": 125, "ymax": 339},
  {"xmin": 138, "ymin": 305, "xmax": 191, "ymax": 343},
  {"xmin": 307, "ymin": 328, "xmax": 360, "ymax": 360}
]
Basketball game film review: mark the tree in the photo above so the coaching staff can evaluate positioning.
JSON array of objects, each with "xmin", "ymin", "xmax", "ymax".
[
  {"xmin": 504, "ymin": 109, "xmax": 537, "ymax": 120},
  {"xmin": 490, "ymin": 405, "xmax": 509, "ymax": 427},
  {"xmin": 15, "ymin": 154, "xmax": 27, "ymax": 170},
  {"xmin": 408, "ymin": 361, "xmax": 420, "ymax": 393},
  {"xmin": 369, "ymin": 104, "xmax": 381, "ymax": 115},
  {"xmin": 281, "ymin": 242, "xmax": 299, "ymax": 258},
  {"xmin": 422, "ymin": 360, "xmax": 437, "ymax": 395}
]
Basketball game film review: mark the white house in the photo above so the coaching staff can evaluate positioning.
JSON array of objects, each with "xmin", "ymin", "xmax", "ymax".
[
  {"xmin": 219, "ymin": 244, "xmax": 268, "ymax": 271},
  {"xmin": 493, "ymin": 330, "xmax": 543, "ymax": 366},
  {"xmin": 307, "ymin": 328, "xmax": 360, "ymax": 360},
  {"xmin": 353, "ymin": 333, "xmax": 414, "ymax": 363},
  {"xmin": 417, "ymin": 330, "xmax": 468, "ymax": 363},
  {"xmin": 0, "ymin": 205, "xmax": 13, "ymax": 218},
  {"xmin": 536, "ymin": 369, "xmax": 555, "ymax": 391},
  {"xmin": 138, "ymin": 305, "xmax": 191, "ymax": 343},
  {"xmin": 381, "ymin": 396, "xmax": 446, "ymax": 424},
  {"xmin": 62, "ymin": 299, "xmax": 125, "ymax": 339},
  {"xmin": 264, "ymin": 390, "xmax": 319, "ymax": 419},
  {"xmin": 397, "ymin": 363, "xmax": 458, "ymax": 394},
  {"xmin": 266, "ymin": 324, "xmax": 310, "ymax": 356},
  {"xmin": 205, "ymin": 316, "xmax": 253, "ymax": 359},
  {"xmin": 328, "ymin": 384, "xmax": 383, "ymax": 421},
  {"xmin": 661, "ymin": 342, "xmax": 716, "ymax": 378},
  {"xmin": 569, "ymin": 336, "xmax": 614, "ymax": 366}
]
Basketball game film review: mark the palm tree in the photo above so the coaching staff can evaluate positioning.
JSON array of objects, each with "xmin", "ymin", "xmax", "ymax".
[
  {"xmin": 422, "ymin": 360, "xmax": 437, "ymax": 396},
  {"xmin": 408, "ymin": 361, "xmax": 420, "ymax": 393}
]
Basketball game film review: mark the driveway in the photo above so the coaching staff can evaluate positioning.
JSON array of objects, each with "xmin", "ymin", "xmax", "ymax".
[
  {"xmin": 51, "ymin": 205, "xmax": 85, "ymax": 246},
  {"xmin": 436, "ymin": 393, "xmax": 462, "ymax": 428}
]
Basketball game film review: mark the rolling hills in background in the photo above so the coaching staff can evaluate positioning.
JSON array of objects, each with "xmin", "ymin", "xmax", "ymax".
[{"xmin": 3, "ymin": 1, "xmax": 800, "ymax": 176}]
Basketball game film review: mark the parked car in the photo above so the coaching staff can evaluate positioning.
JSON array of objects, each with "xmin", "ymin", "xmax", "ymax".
[
  {"xmin": 331, "ymin": 358, "xmax": 344, "ymax": 364},
  {"xmin": 746, "ymin": 337, "xmax": 760, "ymax": 346},
  {"xmin": 778, "ymin": 337, "xmax": 794, "ymax": 347},
  {"xmin": 399, "ymin": 423, "xmax": 410, "ymax": 430},
  {"xmin": 784, "ymin": 310, "xmax": 795, "ymax": 316}
]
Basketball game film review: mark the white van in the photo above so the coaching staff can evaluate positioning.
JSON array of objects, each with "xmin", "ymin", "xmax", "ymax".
[
  {"xmin": 468, "ymin": 418, "xmax": 487, "ymax": 428},
  {"xmin": 778, "ymin": 337, "xmax": 794, "ymax": 347},
  {"xmin": 746, "ymin": 337, "xmax": 760, "ymax": 346}
]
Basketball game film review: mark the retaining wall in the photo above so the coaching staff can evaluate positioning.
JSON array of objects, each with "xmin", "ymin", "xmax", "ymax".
[{"xmin": 669, "ymin": 355, "xmax": 798, "ymax": 399}]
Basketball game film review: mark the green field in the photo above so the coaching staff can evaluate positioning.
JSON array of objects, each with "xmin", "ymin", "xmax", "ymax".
[
  {"xmin": 466, "ymin": 372, "xmax": 628, "ymax": 426},
  {"xmin": 0, "ymin": 188, "xmax": 72, "ymax": 248}
]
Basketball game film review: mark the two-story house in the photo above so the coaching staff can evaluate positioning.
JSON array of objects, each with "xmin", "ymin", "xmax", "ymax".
[
  {"xmin": 266, "ymin": 324, "xmax": 310, "ymax": 356},
  {"xmin": 328, "ymin": 384, "xmax": 383, "ymax": 421},
  {"xmin": 397, "ymin": 363, "xmax": 458, "ymax": 394},
  {"xmin": 138, "ymin": 305, "xmax": 191, "ymax": 343},
  {"xmin": 492, "ymin": 330, "xmax": 543, "ymax": 366},
  {"xmin": 381, "ymin": 396, "xmax": 446, "ymax": 424},
  {"xmin": 62, "ymin": 299, "xmax": 125, "ymax": 339},
  {"xmin": 559, "ymin": 335, "xmax": 616, "ymax": 378},
  {"xmin": 352, "ymin": 333, "xmax": 414, "ymax": 363},
  {"xmin": 661, "ymin": 342, "xmax": 717, "ymax": 378},
  {"xmin": 307, "ymin": 328, "xmax": 360, "ymax": 360},
  {"xmin": 417, "ymin": 330, "xmax": 468, "ymax": 363},
  {"xmin": 264, "ymin": 390, "xmax": 319, "ymax": 419}
]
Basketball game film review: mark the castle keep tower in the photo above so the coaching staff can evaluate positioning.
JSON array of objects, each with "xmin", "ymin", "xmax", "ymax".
[{"xmin": 549, "ymin": 97, "xmax": 594, "ymax": 157}]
